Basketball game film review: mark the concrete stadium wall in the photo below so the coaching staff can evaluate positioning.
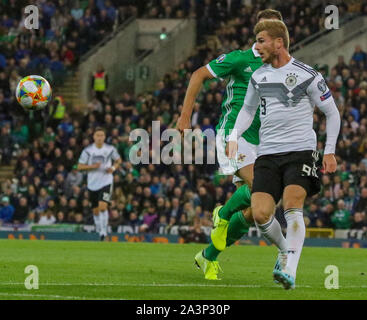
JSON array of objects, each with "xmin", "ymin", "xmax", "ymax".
[
  {"xmin": 78, "ymin": 19, "xmax": 138, "ymax": 104},
  {"xmin": 137, "ymin": 19, "xmax": 185, "ymax": 50},
  {"xmin": 134, "ymin": 19, "xmax": 196, "ymax": 94},
  {"xmin": 293, "ymin": 16, "xmax": 367, "ymax": 68}
]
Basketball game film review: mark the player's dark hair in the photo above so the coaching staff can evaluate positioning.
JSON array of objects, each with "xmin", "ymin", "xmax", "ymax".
[
  {"xmin": 93, "ymin": 127, "xmax": 106, "ymax": 135},
  {"xmin": 257, "ymin": 9, "xmax": 283, "ymax": 21}
]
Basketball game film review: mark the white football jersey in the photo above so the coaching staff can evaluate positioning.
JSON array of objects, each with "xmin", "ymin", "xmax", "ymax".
[
  {"xmin": 78, "ymin": 143, "xmax": 120, "ymax": 191},
  {"xmin": 244, "ymin": 57, "xmax": 333, "ymax": 156}
]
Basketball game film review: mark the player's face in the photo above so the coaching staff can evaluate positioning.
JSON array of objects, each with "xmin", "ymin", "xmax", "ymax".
[
  {"xmin": 93, "ymin": 131, "xmax": 106, "ymax": 145},
  {"xmin": 255, "ymin": 31, "xmax": 276, "ymax": 64}
]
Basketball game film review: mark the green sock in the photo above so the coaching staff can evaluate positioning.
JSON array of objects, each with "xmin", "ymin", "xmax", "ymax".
[
  {"xmin": 226, "ymin": 211, "xmax": 252, "ymax": 246},
  {"xmin": 203, "ymin": 211, "xmax": 252, "ymax": 261},
  {"xmin": 218, "ymin": 184, "xmax": 251, "ymax": 221},
  {"xmin": 203, "ymin": 243, "xmax": 220, "ymax": 261}
]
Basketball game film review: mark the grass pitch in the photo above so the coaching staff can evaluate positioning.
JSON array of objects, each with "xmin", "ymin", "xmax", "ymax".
[{"xmin": 0, "ymin": 239, "xmax": 366, "ymax": 300}]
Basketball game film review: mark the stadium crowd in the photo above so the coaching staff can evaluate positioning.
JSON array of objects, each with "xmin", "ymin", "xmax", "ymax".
[{"xmin": 1, "ymin": 1, "xmax": 367, "ymax": 240}]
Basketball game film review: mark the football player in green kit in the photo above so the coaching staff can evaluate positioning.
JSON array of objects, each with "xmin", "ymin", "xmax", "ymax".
[{"xmin": 176, "ymin": 9, "xmax": 284, "ymax": 280}]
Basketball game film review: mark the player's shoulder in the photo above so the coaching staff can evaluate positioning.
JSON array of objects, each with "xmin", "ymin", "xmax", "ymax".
[
  {"xmin": 212, "ymin": 50, "xmax": 245, "ymax": 64},
  {"xmin": 103, "ymin": 143, "xmax": 116, "ymax": 152},
  {"xmin": 83, "ymin": 144, "xmax": 94, "ymax": 153},
  {"xmin": 290, "ymin": 58, "xmax": 320, "ymax": 78},
  {"xmin": 251, "ymin": 63, "xmax": 271, "ymax": 81}
]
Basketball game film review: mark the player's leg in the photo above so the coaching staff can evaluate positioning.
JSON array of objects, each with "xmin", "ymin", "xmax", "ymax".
[
  {"xmin": 196, "ymin": 203, "xmax": 252, "ymax": 280},
  {"xmin": 98, "ymin": 200, "xmax": 109, "ymax": 241},
  {"xmin": 273, "ymin": 184, "xmax": 307, "ymax": 290},
  {"xmin": 211, "ymin": 138, "xmax": 255, "ymax": 251},
  {"xmin": 274, "ymin": 150, "xmax": 321, "ymax": 289},
  {"xmin": 277, "ymin": 184, "xmax": 307, "ymax": 287},
  {"xmin": 90, "ymin": 189, "xmax": 102, "ymax": 237},
  {"xmin": 251, "ymin": 156, "xmax": 288, "ymax": 274},
  {"xmin": 195, "ymin": 136, "xmax": 253, "ymax": 279},
  {"xmin": 217, "ymin": 164, "xmax": 253, "ymax": 221},
  {"xmin": 93, "ymin": 207, "xmax": 101, "ymax": 236},
  {"xmin": 98, "ymin": 185, "xmax": 112, "ymax": 241}
]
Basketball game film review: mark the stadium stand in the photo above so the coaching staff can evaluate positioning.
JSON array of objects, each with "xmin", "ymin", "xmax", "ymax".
[{"xmin": 0, "ymin": 0, "xmax": 367, "ymax": 241}]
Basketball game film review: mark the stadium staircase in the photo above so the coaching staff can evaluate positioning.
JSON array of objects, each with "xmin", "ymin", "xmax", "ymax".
[
  {"xmin": 53, "ymin": 70, "xmax": 82, "ymax": 110},
  {"xmin": 0, "ymin": 165, "xmax": 14, "ymax": 183}
]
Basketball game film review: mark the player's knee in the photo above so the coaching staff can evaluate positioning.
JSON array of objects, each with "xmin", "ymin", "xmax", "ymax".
[
  {"xmin": 242, "ymin": 208, "xmax": 254, "ymax": 224},
  {"xmin": 251, "ymin": 204, "xmax": 271, "ymax": 225},
  {"xmin": 283, "ymin": 195, "xmax": 305, "ymax": 210}
]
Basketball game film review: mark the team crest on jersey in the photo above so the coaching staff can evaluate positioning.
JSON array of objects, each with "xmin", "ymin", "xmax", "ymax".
[
  {"xmin": 237, "ymin": 153, "xmax": 246, "ymax": 162},
  {"xmin": 285, "ymin": 73, "xmax": 298, "ymax": 87},
  {"xmin": 216, "ymin": 54, "xmax": 226, "ymax": 63},
  {"xmin": 317, "ymin": 79, "xmax": 327, "ymax": 93}
]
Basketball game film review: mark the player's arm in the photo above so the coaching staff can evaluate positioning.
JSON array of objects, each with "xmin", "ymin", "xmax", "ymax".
[
  {"xmin": 177, "ymin": 52, "xmax": 237, "ymax": 132},
  {"xmin": 77, "ymin": 150, "xmax": 100, "ymax": 171},
  {"xmin": 106, "ymin": 147, "xmax": 122, "ymax": 174},
  {"xmin": 77, "ymin": 163, "xmax": 100, "ymax": 171},
  {"xmin": 309, "ymin": 74, "xmax": 341, "ymax": 173},
  {"xmin": 227, "ymin": 77, "xmax": 260, "ymax": 158},
  {"xmin": 176, "ymin": 66, "xmax": 214, "ymax": 132}
]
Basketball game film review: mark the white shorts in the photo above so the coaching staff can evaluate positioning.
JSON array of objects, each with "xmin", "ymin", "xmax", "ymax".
[{"xmin": 216, "ymin": 133, "xmax": 257, "ymax": 183}]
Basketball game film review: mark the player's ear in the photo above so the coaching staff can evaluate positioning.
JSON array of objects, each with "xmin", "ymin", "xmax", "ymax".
[{"xmin": 275, "ymin": 38, "xmax": 282, "ymax": 50}]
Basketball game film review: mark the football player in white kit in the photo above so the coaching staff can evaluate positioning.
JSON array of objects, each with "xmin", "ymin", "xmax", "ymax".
[
  {"xmin": 78, "ymin": 127, "xmax": 121, "ymax": 241},
  {"xmin": 228, "ymin": 20, "xmax": 340, "ymax": 289}
]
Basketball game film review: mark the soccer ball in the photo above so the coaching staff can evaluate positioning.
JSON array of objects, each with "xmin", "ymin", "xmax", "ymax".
[{"xmin": 15, "ymin": 75, "xmax": 52, "ymax": 111}]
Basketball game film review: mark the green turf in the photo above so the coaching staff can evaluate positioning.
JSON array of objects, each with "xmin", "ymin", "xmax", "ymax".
[{"xmin": 0, "ymin": 239, "xmax": 366, "ymax": 300}]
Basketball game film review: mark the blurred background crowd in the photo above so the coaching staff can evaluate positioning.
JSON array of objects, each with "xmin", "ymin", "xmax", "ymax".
[{"xmin": 0, "ymin": 0, "xmax": 367, "ymax": 240}]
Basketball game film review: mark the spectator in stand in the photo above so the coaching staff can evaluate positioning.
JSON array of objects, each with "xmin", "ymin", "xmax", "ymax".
[
  {"xmin": 198, "ymin": 186, "xmax": 214, "ymax": 212},
  {"xmin": 351, "ymin": 45, "xmax": 367, "ymax": 69},
  {"xmin": 355, "ymin": 187, "xmax": 367, "ymax": 214},
  {"xmin": 332, "ymin": 200, "xmax": 352, "ymax": 229},
  {"xmin": 305, "ymin": 203, "xmax": 323, "ymax": 228},
  {"xmin": 127, "ymin": 212, "xmax": 141, "ymax": 231},
  {"xmin": 350, "ymin": 212, "xmax": 367, "ymax": 230},
  {"xmin": 0, "ymin": 125, "xmax": 13, "ymax": 165},
  {"xmin": 56, "ymin": 211, "xmax": 66, "ymax": 224},
  {"xmin": 64, "ymin": 164, "xmax": 83, "ymax": 197},
  {"xmin": 0, "ymin": 196, "xmax": 14, "ymax": 223},
  {"xmin": 13, "ymin": 196, "xmax": 29, "ymax": 224},
  {"xmin": 38, "ymin": 209, "xmax": 56, "ymax": 225}
]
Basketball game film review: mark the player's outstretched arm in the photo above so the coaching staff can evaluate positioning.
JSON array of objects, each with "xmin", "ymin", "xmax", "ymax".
[
  {"xmin": 309, "ymin": 73, "xmax": 341, "ymax": 173},
  {"xmin": 226, "ymin": 104, "xmax": 257, "ymax": 159},
  {"xmin": 318, "ymin": 99, "xmax": 340, "ymax": 173},
  {"xmin": 106, "ymin": 157, "xmax": 122, "ymax": 174},
  {"xmin": 227, "ymin": 76, "xmax": 260, "ymax": 159},
  {"xmin": 77, "ymin": 163, "xmax": 101, "ymax": 171},
  {"xmin": 176, "ymin": 66, "xmax": 213, "ymax": 132}
]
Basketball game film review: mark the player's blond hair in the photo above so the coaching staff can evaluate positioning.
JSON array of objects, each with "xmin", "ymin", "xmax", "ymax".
[
  {"xmin": 256, "ymin": 9, "xmax": 283, "ymax": 21},
  {"xmin": 254, "ymin": 20, "xmax": 289, "ymax": 50}
]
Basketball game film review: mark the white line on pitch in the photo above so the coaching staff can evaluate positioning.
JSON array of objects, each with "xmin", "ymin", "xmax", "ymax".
[
  {"xmin": 0, "ymin": 292, "xmax": 125, "ymax": 300},
  {"xmin": 1, "ymin": 282, "xmax": 366, "ymax": 289}
]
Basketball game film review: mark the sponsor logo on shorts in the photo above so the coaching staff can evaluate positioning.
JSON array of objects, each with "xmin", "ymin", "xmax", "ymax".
[{"xmin": 103, "ymin": 192, "xmax": 111, "ymax": 202}]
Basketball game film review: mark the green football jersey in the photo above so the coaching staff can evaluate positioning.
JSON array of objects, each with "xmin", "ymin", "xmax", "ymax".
[{"xmin": 207, "ymin": 47, "xmax": 263, "ymax": 145}]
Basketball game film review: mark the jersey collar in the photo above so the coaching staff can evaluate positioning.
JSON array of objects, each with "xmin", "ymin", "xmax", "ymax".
[{"xmin": 252, "ymin": 43, "xmax": 261, "ymax": 58}]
